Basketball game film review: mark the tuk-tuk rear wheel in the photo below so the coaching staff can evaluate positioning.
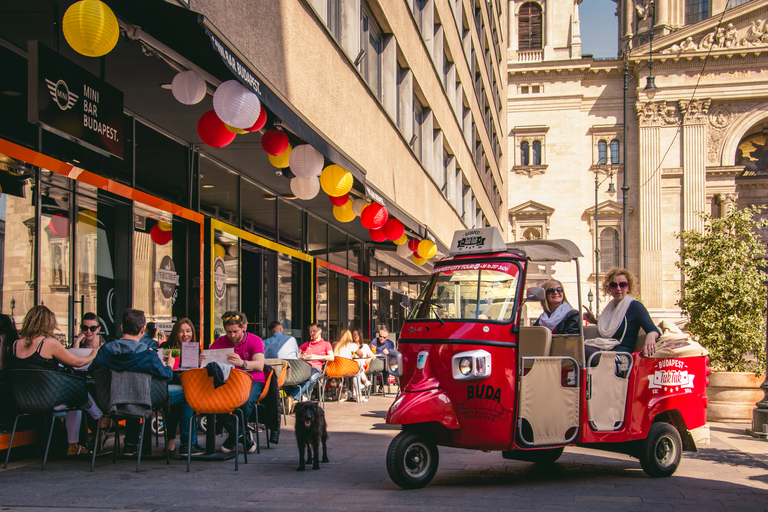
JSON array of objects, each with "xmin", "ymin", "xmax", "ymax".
[
  {"xmin": 386, "ymin": 430, "xmax": 439, "ymax": 489},
  {"xmin": 639, "ymin": 422, "xmax": 682, "ymax": 478}
]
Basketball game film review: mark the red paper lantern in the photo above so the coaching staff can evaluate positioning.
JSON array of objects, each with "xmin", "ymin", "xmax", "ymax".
[
  {"xmin": 369, "ymin": 227, "xmax": 387, "ymax": 242},
  {"xmin": 261, "ymin": 129, "xmax": 289, "ymax": 156},
  {"xmin": 150, "ymin": 224, "xmax": 173, "ymax": 245},
  {"xmin": 360, "ymin": 203, "xmax": 388, "ymax": 229},
  {"xmin": 408, "ymin": 238, "xmax": 421, "ymax": 253},
  {"xmin": 197, "ymin": 110, "xmax": 236, "ymax": 148},
  {"xmin": 329, "ymin": 193, "xmax": 349, "ymax": 206},
  {"xmin": 49, "ymin": 214, "xmax": 70, "ymax": 238},
  {"xmin": 382, "ymin": 218, "xmax": 404, "ymax": 241},
  {"xmin": 246, "ymin": 108, "xmax": 267, "ymax": 132}
]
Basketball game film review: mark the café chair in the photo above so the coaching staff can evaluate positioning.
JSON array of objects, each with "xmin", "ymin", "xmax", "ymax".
[
  {"xmin": 4, "ymin": 369, "xmax": 88, "ymax": 470},
  {"xmin": 320, "ymin": 357, "xmax": 361, "ymax": 405},
  {"xmin": 365, "ymin": 357, "xmax": 387, "ymax": 397},
  {"xmin": 180, "ymin": 368, "xmax": 251, "ymax": 471}
]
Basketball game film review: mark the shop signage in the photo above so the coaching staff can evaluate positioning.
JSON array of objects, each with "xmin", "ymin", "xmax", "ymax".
[
  {"xmin": 213, "ymin": 256, "xmax": 227, "ymax": 301},
  {"xmin": 155, "ymin": 256, "xmax": 179, "ymax": 307},
  {"xmin": 28, "ymin": 42, "xmax": 124, "ymax": 159},
  {"xmin": 205, "ymin": 27, "xmax": 262, "ymax": 97}
]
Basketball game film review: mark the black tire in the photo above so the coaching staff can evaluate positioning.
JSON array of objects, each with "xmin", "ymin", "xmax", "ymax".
[
  {"xmin": 386, "ymin": 430, "xmax": 439, "ymax": 489},
  {"xmin": 502, "ymin": 447, "xmax": 564, "ymax": 464},
  {"xmin": 639, "ymin": 422, "xmax": 682, "ymax": 478},
  {"xmin": 198, "ymin": 415, "xmax": 207, "ymax": 434}
]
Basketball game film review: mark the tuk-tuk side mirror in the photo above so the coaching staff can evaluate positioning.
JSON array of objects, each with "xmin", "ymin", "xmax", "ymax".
[
  {"xmin": 525, "ymin": 287, "xmax": 545, "ymax": 303},
  {"xmin": 400, "ymin": 296, "xmax": 411, "ymax": 308}
]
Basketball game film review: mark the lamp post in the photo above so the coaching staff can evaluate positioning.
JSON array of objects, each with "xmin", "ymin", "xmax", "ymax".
[
  {"xmin": 594, "ymin": 166, "xmax": 615, "ymax": 316},
  {"xmin": 587, "ymin": 288, "xmax": 594, "ymax": 319}
]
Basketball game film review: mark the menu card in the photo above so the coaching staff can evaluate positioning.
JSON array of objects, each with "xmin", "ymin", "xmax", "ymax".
[{"xmin": 180, "ymin": 342, "xmax": 199, "ymax": 370}]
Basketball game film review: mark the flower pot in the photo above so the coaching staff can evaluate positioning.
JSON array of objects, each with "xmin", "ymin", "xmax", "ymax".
[{"xmin": 706, "ymin": 371, "xmax": 765, "ymax": 423}]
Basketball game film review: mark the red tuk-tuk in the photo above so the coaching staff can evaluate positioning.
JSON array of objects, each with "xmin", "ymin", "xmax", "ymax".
[{"xmin": 384, "ymin": 227, "xmax": 709, "ymax": 489}]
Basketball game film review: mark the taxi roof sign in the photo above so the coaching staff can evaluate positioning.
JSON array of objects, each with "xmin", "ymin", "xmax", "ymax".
[{"xmin": 449, "ymin": 227, "xmax": 507, "ymax": 256}]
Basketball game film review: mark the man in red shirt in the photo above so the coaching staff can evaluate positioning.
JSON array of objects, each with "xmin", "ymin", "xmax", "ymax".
[{"xmin": 297, "ymin": 323, "xmax": 334, "ymax": 401}]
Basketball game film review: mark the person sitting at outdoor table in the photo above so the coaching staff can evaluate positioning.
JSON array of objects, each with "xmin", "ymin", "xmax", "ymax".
[
  {"xmin": 369, "ymin": 326, "xmax": 394, "ymax": 392},
  {"xmin": 533, "ymin": 279, "xmax": 580, "ymax": 335},
  {"xmin": 89, "ymin": 309, "xmax": 198, "ymax": 456},
  {"xmin": 140, "ymin": 322, "xmax": 160, "ymax": 350},
  {"xmin": 582, "ymin": 268, "xmax": 660, "ymax": 362},
  {"xmin": 298, "ymin": 323, "xmax": 334, "ymax": 401},
  {"xmin": 352, "ymin": 329, "xmax": 374, "ymax": 389},
  {"xmin": 157, "ymin": 318, "xmax": 203, "ymax": 455},
  {"xmin": 333, "ymin": 329, "xmax": 368, "ymax": 402},
  {"xmin": 263, "ymin": 320, "xmax": 299, "ymax": 359},
  {"xmin": 209, "ymin": 311, "xmax": 264, "ymax": 454},
  {"xmin": 12, "ymin": 305, "xmax": 107, "ymax": 456},
  {"xmin": 73, "ymin": 312, "xmax": 104, "ymax": 349}
]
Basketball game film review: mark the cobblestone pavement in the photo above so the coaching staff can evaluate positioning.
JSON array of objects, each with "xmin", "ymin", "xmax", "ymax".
[{"xmin": 1, "ymin": 394, "xmax": 768, "ymax": 511}]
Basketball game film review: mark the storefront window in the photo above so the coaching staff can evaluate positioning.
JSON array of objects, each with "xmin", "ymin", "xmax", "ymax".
[
  {"xmin": 328, "ymin": 226, "xmax": 348, "ymax": 269},
  {"xmin": 308, "ymin": 214, "xmax": 327, "ymax": 260},
  {"xmin": 200, "ymin": 157, "xmax": 239, "ymax": 226},
  {"xmin": 212, "ymin": 229, "xmax": 240, "ymax": 338},
  {"xmin": 316, "ymin": 266, "xmax": 328, "ymax": 334},
  {"xmin": 278, "ymin": 199, "xmax": 302, "ymax": 249},
  {"xmin": 241, "ymin": 177, "xmax": 275, "ymax": 238},
  {"xmin": 278, "ymin": 253, "xmax": 295, "ymax": 338},
  {"xmin": 135, "ymin": 122, "xmax": 189, "ymax": 208}
]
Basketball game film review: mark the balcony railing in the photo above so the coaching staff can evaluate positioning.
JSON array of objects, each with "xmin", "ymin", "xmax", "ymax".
[{"xmin": 517, "ymin": 50, "xmax": 543, "ymax": 62}]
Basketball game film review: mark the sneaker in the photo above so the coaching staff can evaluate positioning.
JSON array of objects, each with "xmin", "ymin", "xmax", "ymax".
[
  {"xmin": 123, "ymin": 443, "xmax": 138, "ymax": 456},
  {"xmin": 243, "ymin": 434, "xmax": 257, "ymax": 454},
  {"xmin": 220, "ymin": 433, "xmax": 237, "ymax": 453},
  {"xmin": 180, "ymin": 443, "xmax": 205, "ymax": 456},
  {"xmin": 300, "ymin": 393, "xmax": 310, "ymax": 402}
]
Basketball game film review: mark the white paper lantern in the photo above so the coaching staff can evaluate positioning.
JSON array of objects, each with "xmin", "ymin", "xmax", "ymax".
[
  {"xmin": 213, "ymin": 80, "xmax": 261, "ymax": 129},
  {"xmin": 171, "ymin": 70, "xmax": 206, "ymax": 105},
  {"xmin": 289, "ymin": 144, "xmax": 324, "ymax": 179},
  {"xmin": 396, "ymin": 243, "xmax": 412, "ymax": 258},
  {"xmin": 227, "ymin": 244, "xmax": 239, "ymax": 258},
  {"xmin": 352, "ymin": 198, "xmax": 368, "ymax": 216},
  {"xmin": 290, "ymin": 177, "xmax": 320, "ymax": 200}
]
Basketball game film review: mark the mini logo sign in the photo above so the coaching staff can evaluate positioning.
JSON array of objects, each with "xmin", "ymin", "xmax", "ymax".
[
  {"xmin": 416, "ymin": 351, "xmax": 429, "ymax": 369},
  {"xmin": 648, "ymin": 359, "xmax": 695, "ymax": 393},
  {"xmin": 45, "ymin": 79, "xmax": 78, "ymax": 111},
  {"xmin": 155, "ymin": 256, "xmax": 179, "ymax": 307},
  {"xmin": 213, "ymin": 257, "xmax": 227, "ymax": 301},
  {"xmin": 457, "ymin": 234, "xmax": 486, "ymax": 249}
]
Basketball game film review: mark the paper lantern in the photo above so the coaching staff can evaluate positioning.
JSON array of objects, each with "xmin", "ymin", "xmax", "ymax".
[
  {"xmin": 329, "ymin": 193, "xmax": 349, "ymax": 206},
  {"xmin": 396, "ymin": 243, "xmax": 412, "ymax": 258},
  {"xmin": 369, "ymin": 227, "xmax": 387, "ymax": 242},
  {"xmin": 290, "ymin": 177, "xmax": 320, "ymax": 200},
  {"xmin": 213, "ymin": 80, "xmax": 261, "ymax": 129},
  {"xmin": 246, "ymin": 108, "xmax": 267, "ymax": 132},
  {"xmin": 227, "ymin": 244, "xmax": 239, "ymax": 258},
  {"xmin": 268, "ymin": 146, "xmax": 292, "ymax": 168},
  {"xmin": 62, "ymin": 0, "xmax": 119, "ymax": 57},
  {"xmin": 333, "ymin": 200, "xmax": 356, "ymax": 223},
  {"xmin": 171, "ymin": 70, "xmax": 206, "ymax": 105},
  {"xmin": 261, "ymin": 129, "xmax": 289, "ymax": 156},
  {"xmin": 224, "ymin": 123, "xmax": 248, "ymax": 134},
  {"xmin": 360, "ymin": 203, "xmax": 388, "ymax": 229},
  {"xmin": 213, "ymin": 244, "xmax": 226, "ymax": 260},
  {"xmin": 394, "ymin": 234, "xmax": 408, "ymax": 246},
  {"xmin": 198, "ymin": 110, "xmax": 236, "ymax": 148},
  {"xmin": 78, "ymin": 209, "xmax": 97, "ymax": 235},
  {"xmin": 408, "ymin": 238, "xmax": 421, "ymax": 253},
  {"xmin": 289, "ymin": 144, "xmax": 324, "ymax": 179},
  {"xmin": 413, "ymin": 255, "xmax": 427, "ymax": 266},
  {"xmin": 157, "ymin": 220, "xmax": 172, "ymax": 232},
  {"xmin": 382, "ymin": 218, "xmax": 405, "ymax": 241},
  {"xmin": 418, "ymin": 239, "xmax": 437, "ymax": 259},
  {"xmin": 319, "ymin": 165, "xmax": 354, "ymax": 197},
  {"xmin": 352, "ymin": 199, "xmax": 368, "ymax": 216},
  {"xmin": 150, "ymin": 224, "xmax": 172, "ymax": 245},
  {"xmin": 49, "ymin": 214, "xmax": 70, "ymax": 238}
]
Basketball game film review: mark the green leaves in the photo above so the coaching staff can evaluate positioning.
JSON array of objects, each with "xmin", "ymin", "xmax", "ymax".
[{"xmin": 676, "ymin": 205, "xmax": 767, "ymax": 373}]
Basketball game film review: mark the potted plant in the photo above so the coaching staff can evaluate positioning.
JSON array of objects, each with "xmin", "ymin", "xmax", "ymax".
[{"xmin": 676, "ymin": 205, "xmax": 767, "ymax": 422}]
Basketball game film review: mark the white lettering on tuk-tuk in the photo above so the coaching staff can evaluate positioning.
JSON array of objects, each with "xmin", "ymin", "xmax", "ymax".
[{"xmin": 648, "ymin": 360, "xmax": 695, "ymax": 392}]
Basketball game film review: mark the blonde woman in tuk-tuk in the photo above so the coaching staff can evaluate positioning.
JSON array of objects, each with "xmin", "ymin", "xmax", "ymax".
[{"xmin": 532, "ymin": 279, "xmax": 580, "ymax": 335}]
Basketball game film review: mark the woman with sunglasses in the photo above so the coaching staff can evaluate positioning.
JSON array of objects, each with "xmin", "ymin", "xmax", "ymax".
[
  {"xmin": 533, "ymin": 279, "xmax": 580, "ymax": 334},
  {"xmin": 73, "ymin": 312, "xmax": 104, "ymax": 348},
  {"xmin": 582, "ymin": 268, "xmax": 660, "ymax": 360}
]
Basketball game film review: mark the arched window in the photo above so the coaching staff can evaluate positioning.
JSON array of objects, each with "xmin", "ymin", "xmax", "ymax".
[
  {"xmin": 520, "ymin": 141, "xmax": 530, "ymax": 166},
  {"xmin": 610, "ymin": 140, "xmax": 620, "ymax": 164},
  {"xmin": 532, "ymin": 140, "xmax": 542, "ymax": 165},
  {"xmin": 519, "ymin": 3, "xmax": 542, "ymax": 50},
  {"xmin": 685, "ymin": 0, "xmax": 709, "ymax": 24},
  {"xmin": 598, "ymin": 140, "xmax": 607, "ymax": 164},
  {"xmin": 522, "ymin": 227, "xmax": 541, "ymax": 240},
  {"xmin": 599, "ymin": 228, "xmax": 620, "ymax": 272}
]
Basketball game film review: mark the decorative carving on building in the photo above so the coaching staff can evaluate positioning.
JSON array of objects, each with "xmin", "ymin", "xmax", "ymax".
[
  {"xmin": 635, "ymin": 101, "xmax": 679, "ymax": 126},
  {"xmin": 709, "ymin": 104, "xmax": 733, "ymax": 129},
  {"xmin": 705, "ymin": 101, "xmax": 760, "ymax": 164},
  {"xmin": 662, "ymin": 20, "xmax": 768, "ymax": 54},
  {"xmin": 678, "ymin": 99, "xmax": 711, "ymax": 123},
  {"xmin": 513, "ymin": 166, "xmax": 548, "ymax": 178}
]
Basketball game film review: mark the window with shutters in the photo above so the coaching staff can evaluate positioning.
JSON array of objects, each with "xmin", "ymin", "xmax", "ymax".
[{"xmin": 518, "ymin": 3, "xmax": 542, "ymax": 50}]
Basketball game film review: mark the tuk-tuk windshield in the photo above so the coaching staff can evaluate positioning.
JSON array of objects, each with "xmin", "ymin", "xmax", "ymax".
[{"xmin": 408, "ymin": 261, "xmax": 520, "ymax": 322}]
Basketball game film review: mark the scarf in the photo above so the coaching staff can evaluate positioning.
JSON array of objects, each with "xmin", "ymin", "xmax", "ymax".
[
  {"xmin": 538, "ymin": 302, "xmax": 574, "ymax": 332},
  {"xmin": 598, "ymin": 295, "xmax": 634, "ymax": 339}
]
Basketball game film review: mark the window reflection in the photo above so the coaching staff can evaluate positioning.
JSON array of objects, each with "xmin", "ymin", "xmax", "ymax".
[{"xmin": 213, "ymin": 229, "xmax": 239, "ymax": 338}]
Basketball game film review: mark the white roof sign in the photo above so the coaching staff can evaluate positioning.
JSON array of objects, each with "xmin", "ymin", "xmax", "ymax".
[{"xmin": 449, "ymin": 227, "xmax": 507, "ymax": 256}]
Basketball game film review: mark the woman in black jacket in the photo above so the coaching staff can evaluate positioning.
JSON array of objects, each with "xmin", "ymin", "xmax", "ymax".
[{"xmin": 533, "ymin": 279, "xmax": 580, "ymax": 334}]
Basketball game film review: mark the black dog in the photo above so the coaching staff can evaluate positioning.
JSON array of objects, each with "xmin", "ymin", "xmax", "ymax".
[{"xmin": 294, "ymin": 402, "xmax": 328, "ymax": 471}]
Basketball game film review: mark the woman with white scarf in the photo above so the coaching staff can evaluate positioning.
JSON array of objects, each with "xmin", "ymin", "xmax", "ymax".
[
  {"xmin": 533, "ymin": 279, "xmax": 580, "ymax": 334},
  {"xmin": 583, "ymin": 268, "xmax": 660, "ymax": 361}
]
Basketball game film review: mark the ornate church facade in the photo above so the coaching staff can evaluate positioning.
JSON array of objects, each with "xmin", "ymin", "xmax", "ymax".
[{"xmin": 507, "ymin": 0, "xmax": 768, "ymax": 321}]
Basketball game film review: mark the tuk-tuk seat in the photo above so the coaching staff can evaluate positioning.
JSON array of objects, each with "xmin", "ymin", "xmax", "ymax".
[{"xmin": 518, "ymin": 326, "xmax": 552, "ymax": 357}]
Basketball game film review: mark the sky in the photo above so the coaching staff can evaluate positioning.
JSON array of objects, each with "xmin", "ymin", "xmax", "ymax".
[{"xmin": 580, "ymin": 0, "xmax": 619, "ymax": 58}]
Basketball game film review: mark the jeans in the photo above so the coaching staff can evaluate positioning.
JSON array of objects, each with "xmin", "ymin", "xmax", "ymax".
[
  {"xmin": 220, "ymin": 379, "xmax": 264, "ymax": 437},
  {"xmin": 167, "ymin": 384, "xmax": 196, "ymax": 446},
  {"xmin": 55, "ymin": 392, "xmax": 102, "ymax": 444},
  {"xmin": 287, "ymin": 368, "xmax": 320, "ymax": 400}
]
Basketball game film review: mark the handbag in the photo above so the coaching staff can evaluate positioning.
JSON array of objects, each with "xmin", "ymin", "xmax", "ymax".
[
  {"xmin": 366, "ymin": 357, "xmax": 385, "ymax": 375},
  {"xmin": 283, "ymin": 358, "xmax": 312, "ymax": 386},
  {"xmin": 584, "ymin": 337, "xmax": 620, "ymax": 350}
]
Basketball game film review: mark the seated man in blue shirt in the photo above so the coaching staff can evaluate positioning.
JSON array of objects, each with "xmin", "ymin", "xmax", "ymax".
[
  {"xmin": 369, "ymin": 326, "xmax": 395, "ymax": 393},
  {"xmin": 263, "ymin": 320, "xmax": 299, "ymax": 359}
]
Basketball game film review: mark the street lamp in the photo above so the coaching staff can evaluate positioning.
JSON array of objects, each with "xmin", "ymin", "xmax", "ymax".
[
  {"xmin": 587, "ymin": 288, "xmax": 594, "ymax": 318},
  {"xmin": 594, "ymin": 166, "xmax": 615, "ymax": 316}
]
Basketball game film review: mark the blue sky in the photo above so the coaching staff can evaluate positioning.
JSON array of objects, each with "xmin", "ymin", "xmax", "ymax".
[{"xmin": 580, "ymin": 0, "xmax": 619, "ymax": 58}]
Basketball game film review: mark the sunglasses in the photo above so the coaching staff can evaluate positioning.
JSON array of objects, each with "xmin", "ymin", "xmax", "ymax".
[
  {"xmin": 378, "ymin": 335, "xmax": 388, "ymax": 339},
  {"xmin": 609, "ymin": 281, "xmax": 629, "ymax": 290},
  {"xmin": 223, "ymin": 314, "xmax": 240, "ymax": 322},
  {"xmin": 546, "ymin": 287, "xmax": 563, "ymax": 295},
  {"xmin": 80, "ymin": 325, "xmax": 99, "ymax": 332}
]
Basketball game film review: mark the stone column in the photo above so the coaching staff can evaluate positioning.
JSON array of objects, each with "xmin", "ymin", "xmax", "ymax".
[
  {"xmin": 656, "ymin": 0, "xmax": 668, "ymax": 30},
  {"xmin": 508, "ymin": 0, "xmax": 516, "ymax": 50},
  {"xmin": 544, "ymin": 0, "xmax": 554, "ymax": 60},
  {"xmin": 680, "ymin": 99, "xmax": 711, "ymax": 232},
  {"xmin": 623, "ymin": 0, "xmax": 634, "ymax": 39}
]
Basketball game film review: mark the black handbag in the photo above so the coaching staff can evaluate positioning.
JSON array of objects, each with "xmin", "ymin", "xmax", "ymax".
[
  {"xmin": 366, "ymin": 358, "xmax": 385, "ymax": 375},
  {"xmin": 283, "ymin": 359, "xmax": 312, "ymax": 386}
]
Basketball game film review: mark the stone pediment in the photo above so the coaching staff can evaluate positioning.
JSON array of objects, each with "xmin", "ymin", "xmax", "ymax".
[
  {"xmin": 509, "ymin": 200, "xmax": 555, "ymax": 217},
  {"xmin": 583, "ymin": 200, "xmax": 632, "ymax": 218},
  {"xmin": 635, "ymin": 0, "xmax": 768, "ymax": 58}
]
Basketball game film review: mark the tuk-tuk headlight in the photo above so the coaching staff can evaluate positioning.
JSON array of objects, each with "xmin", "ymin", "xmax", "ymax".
[
  {"xmin": 459, "ymin": 357, "xmax": 473, "ymax": 376},
  {"xmin": 452, "ymin": 350, "xmax": 492, "ymax": 380},
  {"xmin": 386, "ymin": 350, "xmax": 403, "ymax": 377}
]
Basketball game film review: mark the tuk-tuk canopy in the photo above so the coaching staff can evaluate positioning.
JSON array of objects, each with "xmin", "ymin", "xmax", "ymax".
[{"xmin": 506, "ymin": 239, "xmax": 583, "ymax": 263}]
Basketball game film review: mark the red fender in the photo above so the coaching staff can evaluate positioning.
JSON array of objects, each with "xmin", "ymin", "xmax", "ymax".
[{"xmin": 386, "ymin": 388, "xmax": 461, "ymax": 429}]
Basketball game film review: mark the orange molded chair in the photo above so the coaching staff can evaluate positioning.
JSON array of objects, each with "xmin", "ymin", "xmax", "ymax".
[
  {"xmin": 276, "ymin": 363, "xmax": 288, "ymax": 425},
  {"xmin": 321, "ymin": 357, "xmax": 361, "ymax": 404},
  {"xmin": 180, "ymin": 368, "xmax": 252, "ymax": 471}
]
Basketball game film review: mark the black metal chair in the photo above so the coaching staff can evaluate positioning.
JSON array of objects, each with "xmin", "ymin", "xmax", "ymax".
[
  {"xmin": 4, "ymin": 369, "xmax": 88, "ymax": 470},
  {"xmin": 90, "ymin": 370, "xmax": 170, "ymax": 472}
]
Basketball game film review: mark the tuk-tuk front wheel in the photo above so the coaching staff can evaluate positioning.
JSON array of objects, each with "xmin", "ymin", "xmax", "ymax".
[
  {"xmin": 386, "ymin": 430, "xmax": 439, "ymax": 489},
  {"xmin": 639, "ymin": 422, "xmax": 682, "ymax": 478}
]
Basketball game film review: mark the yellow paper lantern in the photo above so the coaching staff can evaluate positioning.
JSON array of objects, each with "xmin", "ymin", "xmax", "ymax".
[
  {"xmin": 213, "ymin": 244, "xmax": 226, "ymax": 260},
  {"xmin": 224, "ymin": 123, "xmax": 248, "ymax": 134},
  {"xmin": 333, "ymin": 200, "xmax": 356, "ymax": 223},
  {"xmin": 418, "ymin": 239, "xmax": 437, "ymax": 259},
  {"xmin": 78, "ymin": 209, "xmax": 98, "ymax": 235},
  {"xmin": 157, "ymin": 220, "xmax": 172, "ymax": 232},
  {"xmin": 412, "ymin": 255, "xmax": 427, "ymax": 266},
  {"xmin": 319, "ymin": 165, "xmax": 353, "ymax": 197},
  {"xmin": 63, "ymin": 0, "xmax": 120, "ymax": 57},
  {"xmin": 268, "ymin": 146, "xmax": 292, "ymax": 168},
  {"xmin": 394, "ymin": 234, "xmax": 408, "ymax": 245}
]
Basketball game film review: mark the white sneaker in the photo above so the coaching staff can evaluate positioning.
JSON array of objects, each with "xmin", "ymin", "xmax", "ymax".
[{"xmin": 300, "ymin": 394, "xmax": 310, "ymax": 402}]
